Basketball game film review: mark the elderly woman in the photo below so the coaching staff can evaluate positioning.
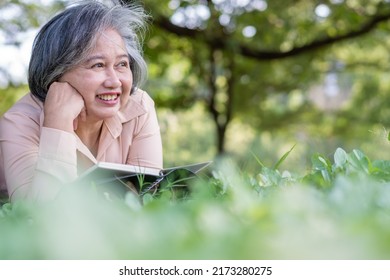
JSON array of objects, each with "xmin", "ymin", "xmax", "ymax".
[{"xmin": 0, "ymin": 0, "xmax": 163, "ymax": 201}]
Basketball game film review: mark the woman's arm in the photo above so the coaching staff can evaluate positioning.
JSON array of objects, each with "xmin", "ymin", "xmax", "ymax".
[
  {"xmin": 0, "ymin": 83, "xmax": 84, "ymax": 202},
  {"xmin": 0, "ymin": 109, "xmax": 78, "ymax": 202}
]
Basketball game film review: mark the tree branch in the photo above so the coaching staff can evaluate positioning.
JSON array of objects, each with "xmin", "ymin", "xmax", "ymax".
[
  {"xmin": 152, "ymin": 11, "xmax": 390, "ymax": 61},
  {"xmin": 239, "ymin": 12, "xmax": 390, "ymax": 60},
  {"xmin": 152, "ymin": 16, "xmax": 201, "ymax": 38}
]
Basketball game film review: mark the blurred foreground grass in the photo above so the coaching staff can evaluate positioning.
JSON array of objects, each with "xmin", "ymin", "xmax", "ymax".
[{"xmin": 1, "ymin": 148, "xmax": 390, "ymax": 259}]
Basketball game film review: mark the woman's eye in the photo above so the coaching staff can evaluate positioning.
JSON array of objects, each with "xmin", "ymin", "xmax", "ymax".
[
  {"xmin": 91, "ymin": 63, "xmax": 104, "ymax": 68},
  {"xmin": 118, "ymin": 61, "xmax": 129, "ymax": 67}
]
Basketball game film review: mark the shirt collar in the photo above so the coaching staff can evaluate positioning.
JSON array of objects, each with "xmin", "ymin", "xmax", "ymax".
[{"xmin": 104, "ymin": 93, "xmax": 147, "ymax": 138}]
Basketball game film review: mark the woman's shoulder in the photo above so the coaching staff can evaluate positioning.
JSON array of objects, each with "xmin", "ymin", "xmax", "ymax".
[
  {"xmin": 2, "ymin": 93, "xmax": 43, "ymax": 123},
  {"xmin": 130, "ymin": 88, "xmax": 155, "ymax": 109}
]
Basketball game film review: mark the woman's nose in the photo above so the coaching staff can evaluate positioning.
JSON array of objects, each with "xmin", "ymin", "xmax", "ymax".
[{"xmin": 104, "ymin": 68, "xmax": 121, "ymax": 88}]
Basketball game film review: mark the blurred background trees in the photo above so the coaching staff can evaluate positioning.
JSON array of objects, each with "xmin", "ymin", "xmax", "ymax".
[{"xmin": 2, "ymin": 0, "xmax": 390, "ymax": 172}]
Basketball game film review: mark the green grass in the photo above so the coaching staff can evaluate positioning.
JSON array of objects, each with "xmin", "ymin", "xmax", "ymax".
[{"xmin": 1, "ymin": 147, "xmax": 390, "ymax": 259}]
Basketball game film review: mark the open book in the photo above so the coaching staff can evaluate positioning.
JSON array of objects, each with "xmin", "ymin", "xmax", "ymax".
[{"xmin": 75, "ymin": 161, "xmax": 212, "ymax": 197}]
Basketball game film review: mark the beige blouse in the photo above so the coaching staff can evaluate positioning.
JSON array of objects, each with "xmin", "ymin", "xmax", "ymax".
[{"xmin": 0, "ymin": 89, "xmax": 163, "ymax": 201}]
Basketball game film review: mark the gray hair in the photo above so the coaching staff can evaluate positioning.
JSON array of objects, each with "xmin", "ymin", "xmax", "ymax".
[{"xmin": 28, "ymin": 0, "xmax": 149, "ymax": 102}]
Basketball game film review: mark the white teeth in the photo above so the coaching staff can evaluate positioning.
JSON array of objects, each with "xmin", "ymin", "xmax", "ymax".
[{"xmin": 97, "ymin": 94, "xmax": 118, "ymax": 101}]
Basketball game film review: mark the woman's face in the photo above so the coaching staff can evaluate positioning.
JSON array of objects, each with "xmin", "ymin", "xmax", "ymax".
[{"xmin": 60, "ymin": 28, "xmax": 132, "ymax": 121}]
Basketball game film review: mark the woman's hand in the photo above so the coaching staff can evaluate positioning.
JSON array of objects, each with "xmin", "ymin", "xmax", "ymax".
[{"xmin": 43, "ymin": 82, "xmax": 87, "ymax": 132}]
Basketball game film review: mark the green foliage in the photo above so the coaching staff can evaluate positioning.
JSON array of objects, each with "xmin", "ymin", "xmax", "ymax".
[
  {"xmin": 303, "ymin": 148, "xmax": 390, "ymax": 189},
  {"xmin": 2, "ymin": 147, "xmax": 390, "ymax": 259},
  {"xmin": 140, "ymin": 0, "xmax": 390, "ymax": 155},
  {"xmin": 159, "ymin": 105, "xmax": 216, "ymax": 166},
  {"xmin": 0, "ymin": 0, "xmax": 66, "ymax": 40}
]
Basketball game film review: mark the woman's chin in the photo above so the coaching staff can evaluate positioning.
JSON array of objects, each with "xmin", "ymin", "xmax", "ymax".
[{"xmin": 88, "ymin": 107, "xmax": 120, "ymax": 121}]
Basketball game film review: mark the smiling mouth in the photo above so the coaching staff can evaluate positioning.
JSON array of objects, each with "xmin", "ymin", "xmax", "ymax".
[{"xmin": 96, "ymin": 94, "xmax": 119, "ymax": 101}]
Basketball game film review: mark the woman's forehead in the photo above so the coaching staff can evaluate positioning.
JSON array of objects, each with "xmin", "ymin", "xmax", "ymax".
[{"xmin": 85, "ymin": 29, "xmax": 128, "ymax": 59}]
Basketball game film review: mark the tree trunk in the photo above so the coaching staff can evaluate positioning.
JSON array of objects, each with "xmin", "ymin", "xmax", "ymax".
[{"xmin": 206, "ymin": 48, "xmax": 235, "ymax": 156}]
